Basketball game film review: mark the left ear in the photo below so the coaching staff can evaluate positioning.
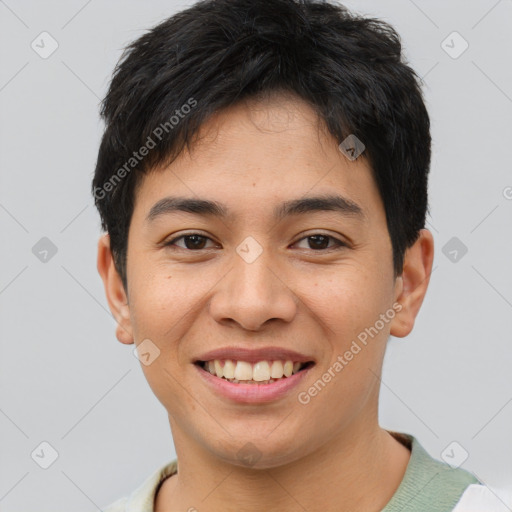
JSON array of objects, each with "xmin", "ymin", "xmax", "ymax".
[{"xmin": 390, "ymin": 229, "xmax": 434, "ymax": 338}]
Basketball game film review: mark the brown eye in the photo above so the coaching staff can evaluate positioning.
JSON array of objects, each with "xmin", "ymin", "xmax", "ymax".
[
  {"xmin": 294, "ymin": 234, "xmax": 346, "ymax": 251},
  {"xmin": 165, "ymin": 234, "xmax": 215, "ymax": 250},
  {"xmin": 307, "ymin": 235, "xmax": 330, "ymax": 250}
]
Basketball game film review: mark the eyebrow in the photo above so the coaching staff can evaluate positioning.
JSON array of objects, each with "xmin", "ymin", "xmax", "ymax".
[{"xmin": 146, "ymin": 194, "xmax": 365, "ymax": 223}]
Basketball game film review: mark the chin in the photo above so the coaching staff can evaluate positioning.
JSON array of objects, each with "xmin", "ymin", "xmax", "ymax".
[{"xmin": 210, "ymin": 432, "xmax": 312, "ymax": 471}]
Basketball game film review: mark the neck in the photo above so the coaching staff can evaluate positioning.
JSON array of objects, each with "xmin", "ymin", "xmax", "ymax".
[{"xmin": 156, "ymin": 418, "xmax": 411, "ymax": 512}]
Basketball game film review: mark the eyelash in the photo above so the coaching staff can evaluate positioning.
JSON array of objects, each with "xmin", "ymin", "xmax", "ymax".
[{"xmin": 163, "ymin": 232, "xmax": 348, "ymax": 252}]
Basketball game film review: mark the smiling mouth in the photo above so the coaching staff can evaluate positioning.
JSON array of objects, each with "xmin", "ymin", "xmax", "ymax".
[{"xmin": 195, "ymin": 359, "xmax": 315, "ymax": 384}]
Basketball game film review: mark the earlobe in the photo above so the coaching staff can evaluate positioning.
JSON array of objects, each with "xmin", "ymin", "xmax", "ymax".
[
  {"xmin": 390, "ymin": 229, "xmax": 434, "ymax": 338},
  {"xmin": 96, "ymin": 234, "xmax": 134, "ymax": 345}
]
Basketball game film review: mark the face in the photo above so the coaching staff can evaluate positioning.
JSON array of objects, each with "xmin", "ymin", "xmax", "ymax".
[{"xmin": 98, "ymin": 92, "xmax": 432, "ymax": 469}]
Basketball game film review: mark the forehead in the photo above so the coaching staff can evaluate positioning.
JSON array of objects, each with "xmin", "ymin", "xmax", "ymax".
[
  {"xmin": 132, "ymin": 93, "xmax": 384, "ymax": 226},
  {"xmin": 185, "ymin": 92, "xmax": 337, "ymax": 168}
]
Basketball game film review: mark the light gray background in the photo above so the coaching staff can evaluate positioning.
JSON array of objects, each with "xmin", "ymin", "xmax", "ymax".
[{"xmin": 0, "ymin": 0, "xmax": 511, "ymax": 510}]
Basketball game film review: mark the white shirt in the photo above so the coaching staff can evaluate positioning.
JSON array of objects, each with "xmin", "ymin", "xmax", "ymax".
[{"xmin": 453, "ymin": 484, "xmax": 512, "ymax": 512}]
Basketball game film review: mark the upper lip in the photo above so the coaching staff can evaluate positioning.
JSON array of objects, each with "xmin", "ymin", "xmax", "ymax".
[{"xmin": 194, "ymin": 347, "xmax": 315, "ymax": 364}]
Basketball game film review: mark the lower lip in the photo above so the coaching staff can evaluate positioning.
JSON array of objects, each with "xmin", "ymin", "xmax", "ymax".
[{"xmin": 194, "ymin": 363, "xmax": 313, "ymax": 404}]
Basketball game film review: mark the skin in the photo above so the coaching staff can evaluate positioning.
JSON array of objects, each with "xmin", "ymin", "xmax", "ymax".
[{"xmin": 97, "ymin": 92, "xmax": 434, "ymax": 512}]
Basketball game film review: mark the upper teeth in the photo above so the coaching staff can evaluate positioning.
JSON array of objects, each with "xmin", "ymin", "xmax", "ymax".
[{"xmin": 204, "ymin": 360, "xmax": 304, "ymax": 381}]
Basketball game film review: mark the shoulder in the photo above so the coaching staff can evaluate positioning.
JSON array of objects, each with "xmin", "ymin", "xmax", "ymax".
[
  {"xmin": 101, "ymin": 459, "xmax": 178, "ymax": 512},
  {"xmin": 389, "ymin": 432, "xmax": 512, "ymax": 512},
  {"xmin": 383, "ymin": 431, "xmax": 480, "ymax": 512},
  {"xmin": 394, "ymin": 432, "xmax": 480, "ymax": 489},
  {"xmin": 102, "ymin": 495, "xmax": 128, "ymax": 512}
]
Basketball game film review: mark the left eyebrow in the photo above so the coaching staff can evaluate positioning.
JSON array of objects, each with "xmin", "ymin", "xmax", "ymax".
[
  {"xmin": 274, "ymin": 195, "xmax": 365, "ymax": 222},
  {"xmin": 145, "ymin": 194, "xmax": 366, "ymax": 224}
]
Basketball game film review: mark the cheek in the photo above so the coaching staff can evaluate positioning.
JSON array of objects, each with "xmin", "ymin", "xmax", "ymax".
[
  {"xmin": 127, "ymin": 260, "xmax": 221, "ymax": 368},
  {"xmin": 127, "ymin": 266, "xmax": 200, "ymax": 410},
  {"xmin": 128, "ymin": 259, "xmax": 200, "ymax": 334},
  {"xmin": 297, "ymin": 263, "xmax": 391, "ymax": 340}
]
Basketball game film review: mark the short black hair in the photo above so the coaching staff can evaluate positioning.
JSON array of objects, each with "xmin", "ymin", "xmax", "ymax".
[{"xmin": 92, "ymin": 0, "xmax": 431, "ymax": 291}]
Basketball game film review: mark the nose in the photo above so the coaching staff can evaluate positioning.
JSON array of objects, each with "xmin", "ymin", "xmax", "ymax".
[{"xmin": 208, "ymin": 249, "xmax": 298, "ymax": 331}]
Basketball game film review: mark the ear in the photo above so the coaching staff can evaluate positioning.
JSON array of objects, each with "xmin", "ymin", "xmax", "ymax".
[
  {"xmin": 390, "ymin": 229, "xmax": 434, "ymax": 338},
  {"xmin": 96, "ymin": 233, "xmax": 134, "ymax": 344}
]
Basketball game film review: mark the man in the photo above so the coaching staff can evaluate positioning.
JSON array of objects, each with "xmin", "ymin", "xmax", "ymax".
[{"xmin": 93, "ymin": 0, "xmax": 499, "ymax": 510}]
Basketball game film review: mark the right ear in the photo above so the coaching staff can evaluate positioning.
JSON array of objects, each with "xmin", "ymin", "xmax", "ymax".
[{"xmin": 96, "ymin": 233, "xmax": 134, "ymax": 344}]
